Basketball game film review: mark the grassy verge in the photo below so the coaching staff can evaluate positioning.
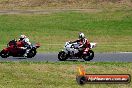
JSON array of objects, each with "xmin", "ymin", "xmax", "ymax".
[
  {"xmin": 0, "ymin": 10, "xmax": 132, "ymax": 52},
  {"xmin": 0, "ymin": 62, "xmax": 131, "ymax": 88},
  {"xmin": 0, "ymin": 0, "xmax": 131, "ymax": 11}
]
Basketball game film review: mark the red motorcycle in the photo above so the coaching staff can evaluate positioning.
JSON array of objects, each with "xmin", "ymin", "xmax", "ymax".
[{"xmin": 0, "ymin": 39, "xmax": 40, "ymax": 58}]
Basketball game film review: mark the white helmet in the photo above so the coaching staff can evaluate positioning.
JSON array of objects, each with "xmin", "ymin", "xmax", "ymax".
[
  {"xmin": 20, "ymin": 35, "xmax": 26, "ymax": 39},
  {"xmin": 79, "ymin": 33, "xmax": 85, "ymax": 39},
  {"xmin": 20, "ymin": 35, "xmax": 26, "ymax": 40}
]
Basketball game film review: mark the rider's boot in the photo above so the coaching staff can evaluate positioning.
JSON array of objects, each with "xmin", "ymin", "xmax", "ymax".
[{"xmin": 24, "ymin": 49, "xmax": 30, "ymax": 57}]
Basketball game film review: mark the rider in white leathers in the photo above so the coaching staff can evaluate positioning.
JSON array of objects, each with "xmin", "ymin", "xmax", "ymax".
[{"xmin": 19, "ymin": 35, "xmax": 31, "ymax": 57}]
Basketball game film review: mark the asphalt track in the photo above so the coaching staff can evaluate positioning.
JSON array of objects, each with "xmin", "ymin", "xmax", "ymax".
[{"xmin": 0, "ymin": 52, "xmax": 132, "ymax": 62}]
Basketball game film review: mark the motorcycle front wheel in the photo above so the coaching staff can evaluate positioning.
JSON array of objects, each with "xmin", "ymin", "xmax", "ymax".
[{"xmin": 58, "ymin": 51, "xmax": 68, "ymax": 61}]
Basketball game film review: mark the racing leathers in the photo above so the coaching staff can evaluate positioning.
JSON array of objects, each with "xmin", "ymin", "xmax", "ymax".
[
  {"xmin": 71, "ymin": 38, "xmax": 90, "ymax": 54},
  {"xmin": 19, "ymin": 38, "xmax": 31, "ymax": 57}
]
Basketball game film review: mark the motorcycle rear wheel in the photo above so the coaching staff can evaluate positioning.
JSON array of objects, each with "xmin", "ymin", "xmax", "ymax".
[
  {"xmin": 0, "ymin": 50, "xmax": 9, "ymax": 58},
  {"xmin": 83, "ymin": 50, "xmax": 94, "ymax": 61}
]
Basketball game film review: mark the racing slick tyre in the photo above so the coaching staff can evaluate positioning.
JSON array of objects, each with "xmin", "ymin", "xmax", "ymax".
[
  {"xmin": 58, "ymin": 51, "xmax": 68, "ymax": 61},
  {"xmin": 0, "ymin": 50, "xmax": 9, "ymax": 58},
  {"xmin": 27, "ymin": 49, "xmax": 36, "ymax": 58},
  {"xmin": 83, "ymin": 50, "xmax": 94, "ymax": 61}
]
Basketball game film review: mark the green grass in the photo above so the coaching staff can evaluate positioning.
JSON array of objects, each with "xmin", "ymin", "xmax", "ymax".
[
  {"xmin": 0, "ymin": 62, "xmax": 131, "ymax": 88},
  {"xmin": 0, "ymin": 10, "xmax": 132, "ymax": 52}
]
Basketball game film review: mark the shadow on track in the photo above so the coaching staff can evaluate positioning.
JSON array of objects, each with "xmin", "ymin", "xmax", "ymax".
[
  {"xmin": 8, "ymin": 57, "xmax": 28, "ymax": 59},
  {"xmin": 58, "ymin": 59, "xmax": 85, "ymax": 62}
]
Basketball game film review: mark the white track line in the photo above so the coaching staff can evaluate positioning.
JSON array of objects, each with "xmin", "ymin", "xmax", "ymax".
[{"xmin": 119, "ymin": 52, "xmax": 132, "ymax": 54}]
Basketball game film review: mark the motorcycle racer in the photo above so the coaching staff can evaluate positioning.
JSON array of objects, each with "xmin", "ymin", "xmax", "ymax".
[
  {"xmin": 18, "ymin": 35, "xmax": 31, "ymax": 56},
  {"xmin": 58, "ymin": 33, "xmax": 96, "ymax": 61},
  {"xmin": 70, "ymin": 33, "xmax": 90, "ymax": 54}
]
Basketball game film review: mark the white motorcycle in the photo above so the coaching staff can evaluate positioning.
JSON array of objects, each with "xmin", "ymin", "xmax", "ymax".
[{"xmin": 58, "ymin": 41, "xmax": 96, "ymax": 61}]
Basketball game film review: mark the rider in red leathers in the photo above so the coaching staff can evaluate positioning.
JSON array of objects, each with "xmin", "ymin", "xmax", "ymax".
[{"xmin": 71, "ymin": 33, "xmax": 90, "ymax": 54}]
